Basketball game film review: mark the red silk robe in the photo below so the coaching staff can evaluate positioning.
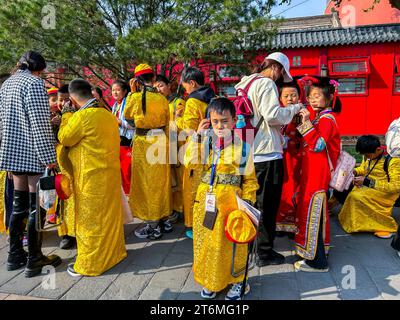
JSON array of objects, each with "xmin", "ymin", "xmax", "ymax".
[
  {"xmin": 276, "ymin": 106, "xmax": 316, "ymax": 233},
  {"xmin": 294, "ymin": 111, "xmax": 341, "ymax": 260}
]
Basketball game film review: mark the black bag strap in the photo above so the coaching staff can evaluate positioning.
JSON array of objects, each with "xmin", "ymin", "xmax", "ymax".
[{"xmin": 384, "ymin": 154, "xmax": 392, "ymax": 182}]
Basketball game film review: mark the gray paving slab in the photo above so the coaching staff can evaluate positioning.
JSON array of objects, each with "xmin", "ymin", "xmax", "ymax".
[{"xmin": 0, "ymin": 215, "xmax": 398, "ymax": 300}]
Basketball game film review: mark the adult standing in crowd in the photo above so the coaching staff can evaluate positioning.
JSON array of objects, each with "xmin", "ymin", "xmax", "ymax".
[
  {"xmin": 235, "ymin": 52, "xmax": 303, "ymax": 266},
  {"xmin": 0, "ymin": 51, "xmax": 61, "ymax": 277}
]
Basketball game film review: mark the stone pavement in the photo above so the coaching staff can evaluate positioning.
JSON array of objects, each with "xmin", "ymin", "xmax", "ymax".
[{"xmin": 0, "ymin": 212, "xmax": 400, "ymax": 300}]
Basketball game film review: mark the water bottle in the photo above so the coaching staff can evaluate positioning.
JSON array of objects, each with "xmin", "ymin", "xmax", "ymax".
[{"xmin": 236, "ymin": 115, "xmax": 246, "ymax": 129}]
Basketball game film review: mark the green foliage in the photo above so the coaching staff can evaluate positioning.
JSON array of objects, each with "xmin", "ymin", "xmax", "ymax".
[{"xmin": 0, "ymin": 0, "xmax": 292, "ymax": 85}]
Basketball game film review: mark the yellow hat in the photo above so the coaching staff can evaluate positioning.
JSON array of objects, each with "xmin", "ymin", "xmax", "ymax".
[
  {"xmin": 134, "ymin": 64, "xmax": 153, "ymax": 77},
  {"xmin": 225, "ymin": 210, "xmax": 257, "ymax": 244},
  {"xmin": 47, "ymin": 87, "xmax": 58, "ymax": 95}
]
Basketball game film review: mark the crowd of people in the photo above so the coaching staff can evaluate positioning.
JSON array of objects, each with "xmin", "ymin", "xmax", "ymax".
[{"xmin": 0, "ymin": 50, "xmax": 399, "ymax": 300}]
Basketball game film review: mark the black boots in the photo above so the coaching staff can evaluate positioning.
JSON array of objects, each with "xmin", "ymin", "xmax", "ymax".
[
  {"xmin": 7, "ymin": 190, "xmax": 29, "ymax": 271},
  {"xmin": 24, "ymin": 192, "xmax": 61, "ymax": 278}
]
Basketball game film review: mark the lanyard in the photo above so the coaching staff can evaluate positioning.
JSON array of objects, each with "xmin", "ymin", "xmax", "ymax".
[
  {"xmin": 366, "ymin": 153, "xmax": 383, "ymax": 178},
  {"xmin": 209, "ymin": 148, "xmax": 221, "ymax": 192},
  {"xmin": 113, "ymin": 98, "xmax": 126, "ymax": 118}
]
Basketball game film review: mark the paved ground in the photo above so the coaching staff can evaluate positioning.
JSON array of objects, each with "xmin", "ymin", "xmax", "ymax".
[{"xmin": 0, "ymin": 209, "xmax": 400, "ymax": 300}]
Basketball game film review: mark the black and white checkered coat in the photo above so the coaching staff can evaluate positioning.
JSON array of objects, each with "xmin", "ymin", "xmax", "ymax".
[{"xmin": 0, "ymin": 70, "xmax": 56, "ymax": 173}]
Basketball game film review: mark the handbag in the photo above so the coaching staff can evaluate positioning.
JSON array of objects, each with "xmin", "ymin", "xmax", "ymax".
[{"xmin": 326, "ymin": 148, "xmax": 356, "ymax": 192}]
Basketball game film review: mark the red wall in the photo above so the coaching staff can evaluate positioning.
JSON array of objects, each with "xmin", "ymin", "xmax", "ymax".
[{"xmin": 250, "ymin": 43, "xmax": 400, "ymax": 136}]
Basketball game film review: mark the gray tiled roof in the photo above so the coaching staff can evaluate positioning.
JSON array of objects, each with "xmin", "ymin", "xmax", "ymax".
[{"xmin": 266, "ymin": 24, "xmax": 400, "ymax": 49}]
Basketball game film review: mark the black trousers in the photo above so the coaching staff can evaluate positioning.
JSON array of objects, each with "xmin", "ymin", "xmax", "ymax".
[
  {"xmin": 255, "ymin": 159, "xmax": 284, "ymax": 255},
  {"xmin": 306, "ymin": 212, "xmax": 328, "ymax": 269},
  {"xmin": 120, "ymin": 136, "xmax": 132, "ymax": 147},
  {"xmin": 333, "ymin": 185, "xmax": 354, "ymax": 205}
]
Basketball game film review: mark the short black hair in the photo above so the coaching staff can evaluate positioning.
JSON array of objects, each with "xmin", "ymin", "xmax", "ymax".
[
  {"xmin": 112, "ymin": 79, "xmax": 130, "ymax": 94},
  {"xmin": 181, "ymin": 67, "xmax": 205, "ymax": 86},
  {"xmin": 58, "ymin": 84, "xmax": 69, "ymax": 94},
  {"xmin": 17, "ymin": 51, "xmax": 46, "ymax": 72},
  {"xmin": 279, "ymin": 81, "xmax": 300, "ymax": 96},
  {"xmin": 68, "ymin": 78, "xmax": 93, "ymax": 100},
  {"xmin": 206, "ymin": 97, "xmax": 236, "ymax": 119},
  {"xmin": 156, "ymin": 74, "xmax": 169, "ymax": 85},
  {"xmin": 356, "ymin": 135, "xmax": 381, "ymax": 154}
]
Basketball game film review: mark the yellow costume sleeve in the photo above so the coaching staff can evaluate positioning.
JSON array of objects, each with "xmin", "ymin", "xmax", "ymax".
[
  {"xmin": 240, "ymin": 152, "xmax": 259, "ymax": 204},
  {"xmin": 373, "ymin": 158, "xmax": 400, "ymax": 194},
  {"xmin": 123, "ymin": 92, "xmax": 137, "ymax": 120},
  {"xmin": 176, "ymin": 99, "xmax": 201, "ymax": 132},
  {"xmin": 354, "ymin": 160, "xmax": 367, "ymax": 176},
  {"xmin": 183, "ymin": 134, "xmax": 207, "ymax": 171},
  {"xmin": 58, "ymin": 111, "xmax": 85, "ymax": 147}
]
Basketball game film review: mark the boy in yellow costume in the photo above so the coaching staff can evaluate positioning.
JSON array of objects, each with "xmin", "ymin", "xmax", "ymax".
[
  {"xmin": 124, "ymin": 64, "xmax": 172, "ymax": 239},
  {"xmin": 339, "ymin": 135, "xmax": 400, "ymax": 238},
  {"xmin": 184, "ymin": 97, "xmax": 258, "ymax": 300},
  {"xmin": 58, "ymin": 79, "xmax": 126, "ymax": 277},
  {"xmin": 155, "ymin": 75, "xmax": 186, "ymax": 223},
  {"xmin": 176, "ymin": 67, "xmax": 215, "ymax": 238}
]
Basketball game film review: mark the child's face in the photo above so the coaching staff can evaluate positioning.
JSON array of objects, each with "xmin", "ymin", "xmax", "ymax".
[
  {"xmin": 210, "ymin": 110, "xmax": 237, "ymax": 138},
  {"xmin": 57, "ymin": 93, "xmax": 70, "ymax": 110},
  {"xmin": 112, "ymin": 84, "xmax": 126, "ymax": 101},
  {"xmin": 362, "ymin": 148, "xmax": 382, "ymax": 160},
  {"xmin": 307, "ymin": 87, "xmax": 330, "ymax": 112},
  {"xmin": 49, "ymin": 95, "xmax": 58, "ymax": 113},
  {"xmin": 280, "ymin": 87, "xmax": 299, "ymax": 107},
  {"xmin": 155, "ymin": 81, "xmax": 171, "ymax": 98}
]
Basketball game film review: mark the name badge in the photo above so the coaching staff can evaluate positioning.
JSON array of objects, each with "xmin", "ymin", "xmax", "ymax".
[{"xmin": 203, "ymin": 193, "xmax": 217, "ymax": 230}]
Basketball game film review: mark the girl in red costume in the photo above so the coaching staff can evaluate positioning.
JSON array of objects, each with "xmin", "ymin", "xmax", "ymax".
[{"xmin": 294, "ymin": 77, "xmax": 341, "ymax": 272}]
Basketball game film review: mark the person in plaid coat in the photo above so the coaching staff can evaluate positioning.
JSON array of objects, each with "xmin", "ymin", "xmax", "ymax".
[{"xmin": 0, "ymin": 51, "xmax": 61, "ymax": 277}]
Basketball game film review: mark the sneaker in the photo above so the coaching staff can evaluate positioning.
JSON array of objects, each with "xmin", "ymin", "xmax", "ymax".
[
  {"xmin": 201, "ymin": 288, "xmax": 216, "ymax": 299},
  {"xmin": 294, "ymin": 260, "xmax": 329, "ymax": 273},
  {"xmin": 67, "ymin": 263, "xmax": 83, "ymax": 278},
  {"xmin": 134, "ymin": 224, "xmax": 162, "ymax": 240},
  {"xmin": 60, "ymin": 236, "xmax": 76, "ymax": 250},
  {"xmin": 225, "ymin": 282, "xmax": 250, "ymax": 300},
  {"xmin": 374, "ymin": 231, "xmax": 393, "ymax": 239},
  {"xmin": 185, "ymin": 229, "xmax": 193, "ymax": 239},
  {"xmin": 160, "ymin": 220, "xmax": 173, "ymax": 233},
  {"xmin": 167, "ymin": 211, "xmax": 180, "ymax": 224}
]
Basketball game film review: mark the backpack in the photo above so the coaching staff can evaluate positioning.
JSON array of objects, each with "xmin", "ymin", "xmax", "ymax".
[
  {"xmin": 233, "ymin": 76, "xmax": 264, "ymax": 144},
  {"xmin": 386, "ymin": 118, "xmax": 400, "ymax": 158}
]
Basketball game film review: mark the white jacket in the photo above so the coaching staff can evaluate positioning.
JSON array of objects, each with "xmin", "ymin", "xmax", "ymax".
[{"xmin": 235, "ymin": 73, "xmax": 302, "ymax": 156}]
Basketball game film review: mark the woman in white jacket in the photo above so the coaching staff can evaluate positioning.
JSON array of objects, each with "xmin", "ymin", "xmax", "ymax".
[{"xmin": 235, "ymin": 52, "xmax": 303, "ymax": 266}]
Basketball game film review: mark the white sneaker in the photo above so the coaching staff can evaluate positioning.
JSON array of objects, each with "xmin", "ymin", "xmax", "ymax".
[
  {"xmin": 134, "ymin": 224, "xmax": 162, "ymax": 240},
  {"xmin": 225, "ymin": 282, "xmax": 250, "ymax": 300},
  {"xmin": 201, "ymin": 288, "xmax": 216, "ymax": 299}
]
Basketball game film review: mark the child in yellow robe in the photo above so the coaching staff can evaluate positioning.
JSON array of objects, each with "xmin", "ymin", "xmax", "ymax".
[
  {"xmin": 176, "ymin": 67, "xmax": 215, "ymax": 238},
  {"xmin": 339, "ymin": 135, "xmax": 400, "ymax": 238},
  {"xmin": 184, "ymin": 97, "xmax": 258, "ymax": 300},
  {"xmin": 58, "ymin": 79, "xmax": 126, "ymax": 277},
  {"xmin": 124, "ymin": 64, "xmax": 172, "ymax": 239}
]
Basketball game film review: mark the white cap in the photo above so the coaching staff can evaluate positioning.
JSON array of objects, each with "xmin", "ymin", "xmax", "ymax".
[{"xmin": 264, "ymin": 52, "xmax": 293, "ymax": 83}]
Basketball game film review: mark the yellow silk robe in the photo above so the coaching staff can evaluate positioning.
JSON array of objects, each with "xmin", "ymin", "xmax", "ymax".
[
  {"xmin": 58, "ymin": 106, "xmax": 127, "ymax": 276},
  {"xmin": 169, "ymin": 97, "xmax": 186, "ymax": 214},
  {"xmin": 56, "ymin": 144, "xmax": 76, "ymax": 237},
  {"xmin": 339, "ymin": 156, "xmax": 400, "ymax": 234},
  {"xmin": 124, "ymin": 91, "xmax": 171, "ymax": 221},
  {"xmin": 176, "ymin": 97, "xmax": 208, "ymax": 227},
  {"xmin": 184, "ymin": 137, "xmax": 259, "ymax": 292},
  {"xmin": 0, "ymin": 171, "xmax": 7, "ymax": 233}
]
